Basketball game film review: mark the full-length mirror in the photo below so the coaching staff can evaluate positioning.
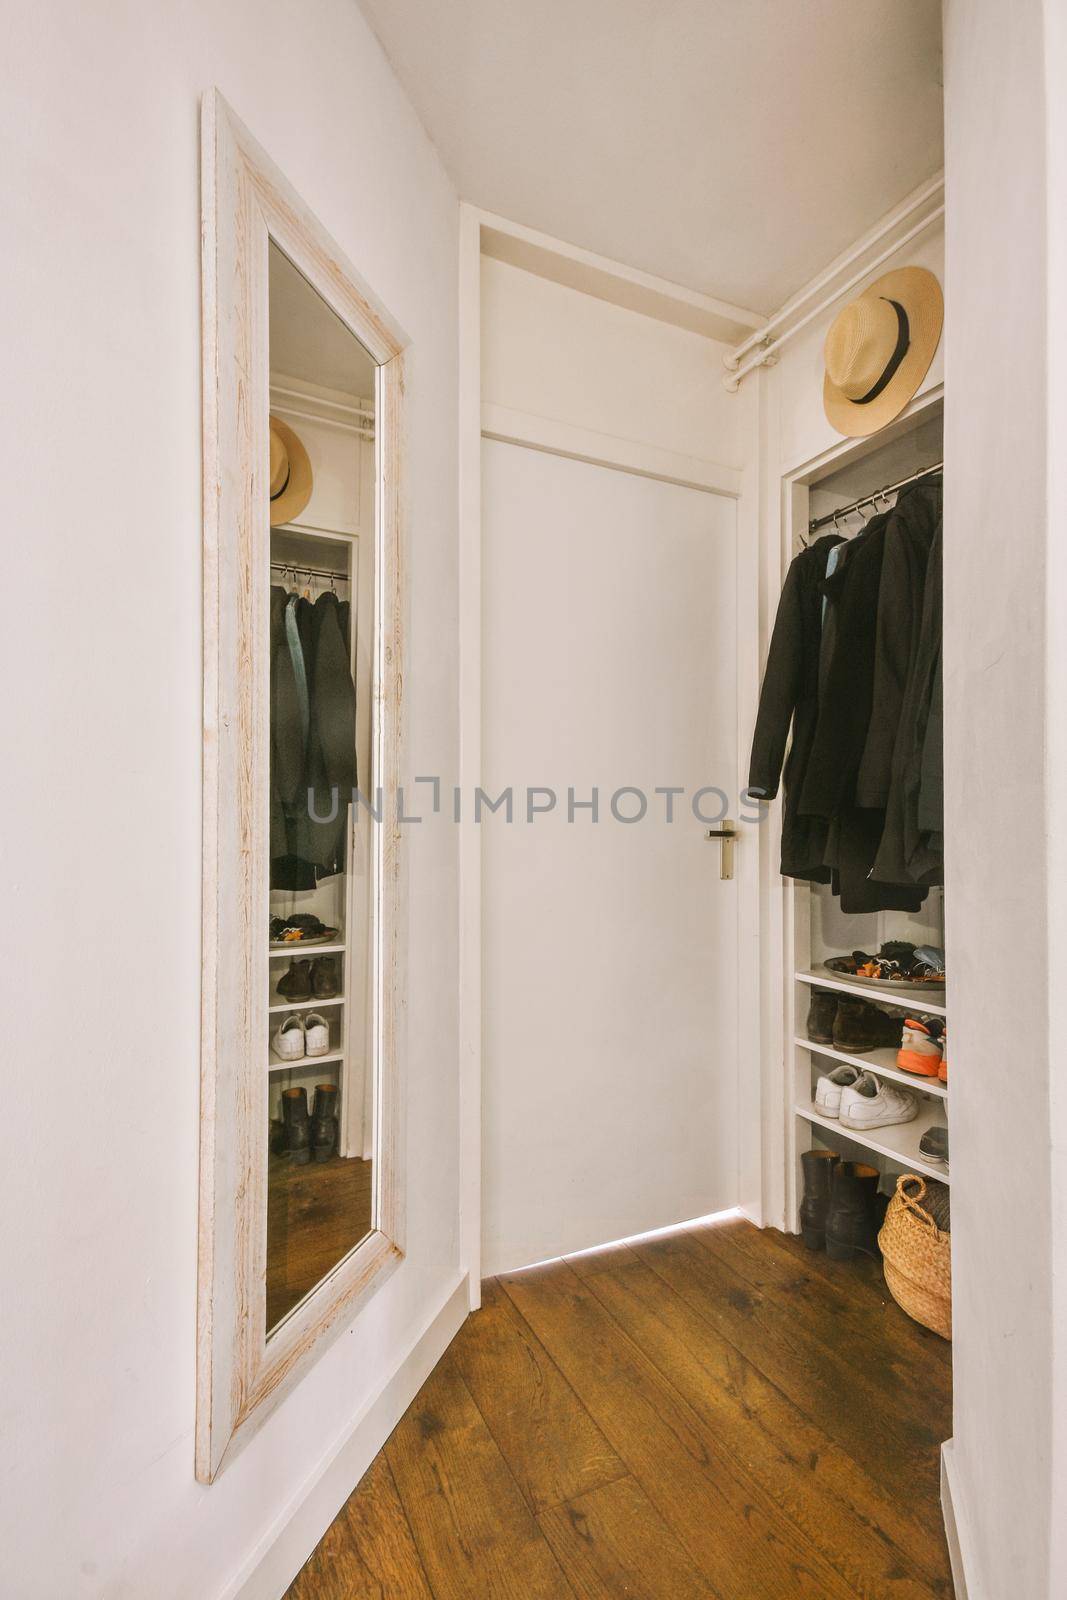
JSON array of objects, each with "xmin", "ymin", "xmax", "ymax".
[
  {"xmin": 266, "ymin": 243, "xmax": 378, "ymax": 1333},
  {"xmin": 198, "ymin": 92, "xmax": 406, "ymax": 1481}
]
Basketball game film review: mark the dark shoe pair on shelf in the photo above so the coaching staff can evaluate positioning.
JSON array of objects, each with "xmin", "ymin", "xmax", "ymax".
[
  {"xmin": 277, "ymin": 955, "xmax": 340, "ymax": 1001},
  {"xmin": 799, "ymin": 1149, "xmax": 887, "ymax": 1260},
  {"xmin": 807, "ymin": 991, "xmax": 900, "ymax": 1054},
  {"xmin": 272, "ymin": 1083, "xmax": 339, "ymax": 1165}
]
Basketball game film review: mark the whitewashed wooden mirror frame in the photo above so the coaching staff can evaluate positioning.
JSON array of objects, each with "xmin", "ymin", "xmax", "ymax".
[{"xmin": 196, "ymin": 90, "xmax": 407, "ymax": 1483}]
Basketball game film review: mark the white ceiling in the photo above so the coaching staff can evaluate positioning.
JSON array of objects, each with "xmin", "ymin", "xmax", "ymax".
[{"xmin": 357, "ymin": 0, "xmax": 943, "ymax": 314}]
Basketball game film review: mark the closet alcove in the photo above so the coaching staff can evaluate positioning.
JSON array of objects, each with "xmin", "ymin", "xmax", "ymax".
[{"xmin": 782, "ymin": 395, "xmax": 947, "ymax": 1224}]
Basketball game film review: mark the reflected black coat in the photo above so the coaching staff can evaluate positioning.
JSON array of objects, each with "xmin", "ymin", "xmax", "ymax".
[{"xmin": 270, "ymin": 587, "xmax": 357, "ymax": 886}]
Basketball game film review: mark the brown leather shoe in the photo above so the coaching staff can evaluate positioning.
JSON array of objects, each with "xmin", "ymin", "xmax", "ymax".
[
  {"xmin": 806, "ymin": 991, "xmax": 838, "ymax": 1044},
  {"xmin": 311, "ymin": 956, "xmax": 340, "ymax": 999},
  {"xmin": 832, "ymin": 997, "xmax": 901, "ymax": 1053},
  {"xmin": 277, "ymin": 959, "xmax": 312, "ymax": 1001}
]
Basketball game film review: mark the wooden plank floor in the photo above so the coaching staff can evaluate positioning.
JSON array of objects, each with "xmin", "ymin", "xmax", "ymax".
[{"xmin": 285, "ymin": 1216, "xmax": 952, "ymax": 1599}]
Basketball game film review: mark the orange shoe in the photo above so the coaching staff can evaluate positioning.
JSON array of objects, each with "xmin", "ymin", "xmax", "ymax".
[
  {"xmin": 897, "ymin": 1017, "xmax": 945, "ymax": 1077},
  {"xmin": 938, "ymin": 1029, "xmax": 948, "ymax": 1082}
]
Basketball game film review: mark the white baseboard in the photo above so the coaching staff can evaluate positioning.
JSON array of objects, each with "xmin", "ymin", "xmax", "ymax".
[
  {"xmin": 218, "ymin": 1273, "xmax": 470, "ymax": 1600},
  {"xmin": 941, "ymin": 1438, "xmax": 975, "ymax": 1600}
]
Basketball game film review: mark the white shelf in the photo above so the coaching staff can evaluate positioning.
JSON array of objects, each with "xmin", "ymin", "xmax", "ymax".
[
  {"xmin": 268, "ymin": 1048, "xmax": 344, "ymax": 1072},
  {"xmin": 796, "ymin": 1036, "xmax": 948, "ymax": 1099},
  {"xmin": 268, "ymin": 995, "xmax": 344, "ymax": 1014},
  {"xmin": 269, "ymin": 941, "xmax": 345, "ymax": 958},
  {"xmin": 796, "ymin": 967, "xmax": 947, "ymax": 1018},
  {"xmin": 796, "ymin": 1093, "xmax": 950, "ymax": 1185}
]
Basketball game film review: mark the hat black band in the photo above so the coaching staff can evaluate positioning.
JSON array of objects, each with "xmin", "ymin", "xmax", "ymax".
[
  {"xmin": 270, "ymin": 466, "xmax": 291, "ymax": 502},
  {"xmin": 853, "ymin": 299, "xmax": 910, "ymax": 405}
]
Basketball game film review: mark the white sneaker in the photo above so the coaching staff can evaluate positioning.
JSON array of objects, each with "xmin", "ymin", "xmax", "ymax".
[
  {"xmin": 272, "ymin": 1014, "xmax": 306, "ymax": 1061},
  {"xmin": 839, "ymin": 1072, "xmax": 919, "ymax": 1131},
  {"xmin": 304, "ymin": 1011, "xmax": 331, "ymax": 1057},
  {"xmin": 814, "ymin": 1064, "xmax": 862, "ymax": 1119}
]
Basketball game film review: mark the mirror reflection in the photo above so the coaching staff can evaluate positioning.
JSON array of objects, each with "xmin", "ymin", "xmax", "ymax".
[{"xmin": 266, "ymin": 241, "xmax": 378, "ymax": 1334}]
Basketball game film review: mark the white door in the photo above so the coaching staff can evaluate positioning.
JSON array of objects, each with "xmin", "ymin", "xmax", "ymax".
[{"xmin": 482, "ymin": 440, "xmax": 739, "ymax": 1273}]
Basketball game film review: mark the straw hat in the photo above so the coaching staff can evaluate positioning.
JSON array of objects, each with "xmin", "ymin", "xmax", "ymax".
[
  {"xmin": 269, "ymin": 416, "xmax": 313, "ymax": 525},
  {"xmin": 823, "ymin": 267, "xmax": 943, "ymax": 437}
]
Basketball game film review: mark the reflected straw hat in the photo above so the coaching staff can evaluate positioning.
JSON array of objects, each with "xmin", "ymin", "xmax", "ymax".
[
  {"xmin": 269, "ymin": 415, "xmax": 313, "ymax": 525},
  {"xmin": 823, "ymin": 267, "xmax": 943, "ymax": 437}
]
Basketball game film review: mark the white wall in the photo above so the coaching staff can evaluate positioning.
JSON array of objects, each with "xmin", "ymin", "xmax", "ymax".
[
  {"xmin": 481, "ymin": 255, "xmax": 751, "ymax": 464},
  {"xmin": 1045, "ymin": 2, "xmax": 1067, "ymax": 1594},
  {"xmin": 943, "ymin": 3, "xmax": 1054, "ymax": 1596},
  {"xmin": 0, "ymin": 4, "xmax": 461, "ymax": 1597}
]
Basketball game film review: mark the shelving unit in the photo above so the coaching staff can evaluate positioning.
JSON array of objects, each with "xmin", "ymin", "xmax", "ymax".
[
  {"xmin": 795, "ymin": 1036, "xmax": 947, "ymax": 1099},
  {"xmin": 268, "ymin": 1048, "xmax": 345, "ymax": 1073},
  {"xmin": 269, "ymin": 942, "xmax": 346, "ymax": 958},
  {"xmin": 269, "ymin": 995, "xmax": 344, "ymax": 1015},
  {"xmin": 796, "ymin": 1091, "xmax": 950, "ymax": 1186},
  {"xmin": 795, "ymin": 967, "xmax": 947, "ymax": 1017}
]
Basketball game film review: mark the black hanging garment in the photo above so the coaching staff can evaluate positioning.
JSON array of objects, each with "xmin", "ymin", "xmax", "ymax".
[
  {"xmin": 748, "ymin": 533, "xmax": 841, "ymax": 882},
  {"xmin": 855, "ymin": 479, "xmax": 942, "ymax": 810},
  {"xmin": 270, "ymin": 586, "xmax": 357, "ymax": 890},
  {"xmin": 870, "ymin": 513, "xmax": 944, "ymax": 886},
  {"xmin": 792, "ymin": 510, "xmax": 923, "ymax": 912}
]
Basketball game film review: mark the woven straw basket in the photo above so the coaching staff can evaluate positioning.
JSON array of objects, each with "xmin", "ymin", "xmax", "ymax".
[{"xmin": 878, "ymin": 1174, "xmax": 952, "ymax": 1340}]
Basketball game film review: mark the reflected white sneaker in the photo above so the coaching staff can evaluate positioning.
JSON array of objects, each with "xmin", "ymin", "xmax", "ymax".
[
  {"xmin": 839, "ymin": 1072, "xmax": 919, "ymax": 1131},
  {"xmin": 814, "ymin": 1064, "xmax": 862, "ymax": 1119},
  {"xmin": 304, "ymin": 1011, "xmax": 331, "ymax": 1057},
  {"xmin": 272, "ymin": 1014, "xmax": 305, "ymax": 1061}
]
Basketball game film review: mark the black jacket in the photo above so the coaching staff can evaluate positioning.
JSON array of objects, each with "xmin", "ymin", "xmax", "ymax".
[
  {"xmin": 855, "ymin": 481, "xmax": 942, "ymax": 808},
  {"xmin": 798, "ymin": 510, "xmax": 891, "ymax": 821},
  {"xmin": 270, "ymin": 587, "xmax": 358, "ymax": 887},
  {"xmin": 748, "ymin": 534, "xmax": 841, "ymax": 880},
  {"xmin": 872, "ymin": 516, "xmax": 944, "ymax": 886}
]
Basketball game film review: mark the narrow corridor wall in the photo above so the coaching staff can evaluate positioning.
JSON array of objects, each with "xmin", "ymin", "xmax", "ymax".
[{"xmin": 0, "ymin": 2, "xmax": 461, "ymax": 1595}]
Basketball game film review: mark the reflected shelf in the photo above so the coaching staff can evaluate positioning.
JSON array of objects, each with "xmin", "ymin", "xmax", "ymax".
[
  {"xmin": 268, "ymin": 995, "xmax": 345, "ymax": 1014},
  {"xmin": 269, "ymin": 941, "xmax": 346, "ymax": 958},
  {"xmin": 268, "ymin": 1048, "xmax": 345, "ymax": 1072}
]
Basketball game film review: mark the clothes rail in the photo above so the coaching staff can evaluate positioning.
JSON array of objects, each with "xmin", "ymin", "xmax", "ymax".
[
  {"xmin": 271, "ymin": 562, "xmax": 351, "ymax": 582},
  {"xmin": 808, "ymin": 461, "xmax": 943, "ymax": 534}
]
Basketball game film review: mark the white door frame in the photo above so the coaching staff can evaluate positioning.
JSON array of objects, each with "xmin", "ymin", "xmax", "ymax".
[{"xmin": 457, "ymin": 206, "xmax": 764, "ymax": 1300}]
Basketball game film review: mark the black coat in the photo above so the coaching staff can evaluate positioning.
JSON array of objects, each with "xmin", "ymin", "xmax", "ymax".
[
  {"xmin": 270, "ymin": 587, "xmax": 358, "ymax": 887},
  {"xmin": 798, "ymin": 510, "xmax": 890, "ymax": 821},
  {"xmin": 855, "ymin": 480, "xmax": 942, "ymax": 808},
  {"xmin": 872, "ymin": 517, "xmax": 944, "ymax": 886},
  {"xmin": 748, "ymin": 534, "xmax": 841, "ymax": 881}
]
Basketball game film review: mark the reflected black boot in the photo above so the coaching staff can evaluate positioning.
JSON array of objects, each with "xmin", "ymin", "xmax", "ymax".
[
  {"xmin": 310, "ymin": 1083, "xmax": 339, "ymax": 1163},
  {"xmin": 282, "ymin": 1086, "xmax": 311, "ymax": 1165},
  {"xmin": 826, "ymin": 1161, "xmax": 881, "ymax": 1260},
  {"xmin": 799, "ymin": 1148, "xmax": 840, "ymax": 1250}
]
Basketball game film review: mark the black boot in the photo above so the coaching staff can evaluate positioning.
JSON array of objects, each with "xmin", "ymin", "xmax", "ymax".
[
  {"xmin": 826, "ymin": 1161, "xmax": 881, "ymax": 1260},
  {"xmin": 281, "ymin": 1086, "xmax": 311, "ymax": 1165},
  {"xmin": 799, "ymin": 1148, "xmax": 839, "ymax": 1249},
  {"xmin": 310, "ymin": 1083, "xmax": 339, "ymax": 1162}
]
